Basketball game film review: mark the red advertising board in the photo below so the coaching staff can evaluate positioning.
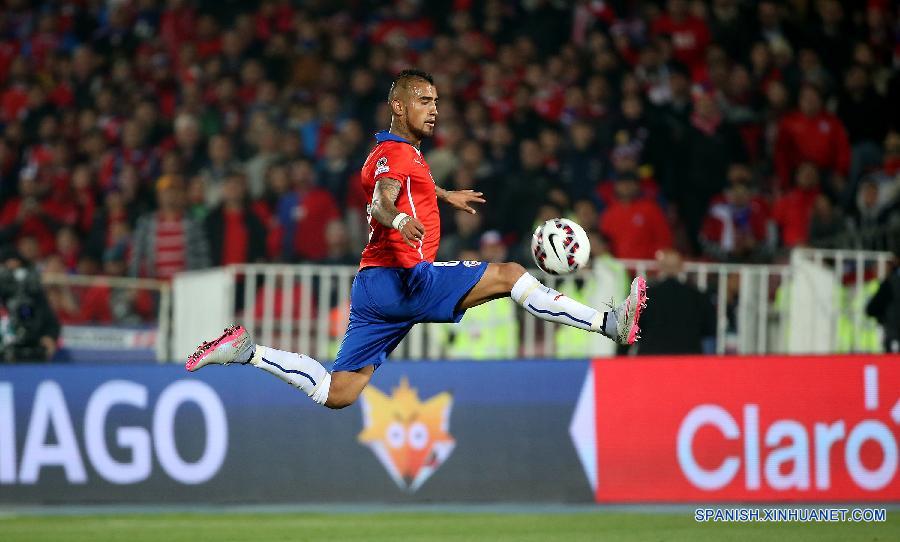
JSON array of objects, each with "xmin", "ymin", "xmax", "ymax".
[{"xmin": 569, "ymin": 356, "xmax": 900, "ymax": 502}]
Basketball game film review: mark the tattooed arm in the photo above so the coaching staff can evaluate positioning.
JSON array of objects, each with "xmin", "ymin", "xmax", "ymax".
[
  {"xmin": 371, "ymin": 178, "xmax": 403, "ymax": 227},
  {"xmin": 371, "ymin": 178, "xmax": 425, "ymax": 246}
]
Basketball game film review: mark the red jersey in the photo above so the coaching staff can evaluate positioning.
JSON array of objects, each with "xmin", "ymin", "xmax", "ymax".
[
  {"xmin": 651, "ymin": 14, "xmax": 710, "ymax": 71},
  {"xmin": 599, "ymin": 197, "xmax": 673, "ymax": 260},
  {"xmin": 359, "ymin": 131, "xmax": 440, "ymax": 269},
  {"xmin": 772, "ymin": 187, "xmax": 819, "ymax": 248},
  {"xmin": 774, "ymin": 111, "xmax": 851, "ymax": 189}
]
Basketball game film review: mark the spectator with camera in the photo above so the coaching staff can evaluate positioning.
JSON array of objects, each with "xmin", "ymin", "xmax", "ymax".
[{"xmin": 0, "ymin": 246, "xmax": 60, "ymax": 362}]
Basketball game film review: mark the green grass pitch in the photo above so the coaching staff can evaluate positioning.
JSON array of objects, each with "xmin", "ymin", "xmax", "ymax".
[{"xmin": 1, "ymin": 511, "xmax": 898, "ymax": 542}]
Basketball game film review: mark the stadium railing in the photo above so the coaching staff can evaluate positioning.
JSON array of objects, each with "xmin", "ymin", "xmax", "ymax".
[
  {"xmin": 39, "ymin": 273, "xmax": 172, "ymax": 362},
  {"xmin": 169, "ymin": 248, "xmax": 892, "ymax": 362},
  {"xmin": 810, "ymin": 222, "xmax": 900, "ymax": 252}
]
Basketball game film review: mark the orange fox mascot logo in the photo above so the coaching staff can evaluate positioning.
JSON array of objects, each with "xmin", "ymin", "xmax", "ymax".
[{"xmin": 358, "ymin": 377, "xmax": 455, "ymax": 491}]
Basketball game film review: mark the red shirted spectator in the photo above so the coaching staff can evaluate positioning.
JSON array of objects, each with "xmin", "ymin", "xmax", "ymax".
[
  {"xmin": 23, "ymin": 141, "xmax": 55, "ymax": 175},
  {"xmin": 0, "ymin": 40, "xmax": 19, "ymax": 83},
  {"xmin": 255, "ymin": 1, "xmax": 294, "ymax": 40},
  {"xmin": 651, "ymin": 0, "xmax": 711, "ymax": 70},
  {"xmin": 532, "ymin": 81, "xmax": 566, "ymax": 122},
  {"xmin": 98, "ymin": 120, "xmax": 155, "ymax": 189},
  {"xmin": 772, "ymin": 163, "xmax": 822, "ymax": 247},
  {"xmin": 252, "ymin": 163, "xmax": 292, "ymax": 261},
  {"xmin": 81, "ymin": 245, "xmax": 156, "ymax": 324},
  {"xmin": 194, "ymin": 15, "xmax": 222, "ymax": 59},
  {"xmin": 0, "ymin": 177, "xmax": 69, "ymax": 255},
  {"xmin": 478, "ymin": 64, "xmax": 514, "ymax": 121},
  {"xmin": 596, "ymin": 143, "xmax": 661, "ymax": 208},
  {"xmin": 80, "ymin": 249, "xmax": 129, "ymax": 324},
  {"xmin": 54, "ymin": 227, "xmax": 81, "ymax": 272},
  {"xmin": 129, "ymin": 175, "xmax": 211, "ymax": 279},
  {"xmin": 370, "ymin": 8, "xmax": 435, "ymax": 50},
  {"xmin": 79, "ymin": 282, "xmax": 113, "ymax": 323},
  {"xmin": 572, "ymin": 1, "xmax": 616, "ymax": 45},
  {"xmin": 277, "ymin": 159, "xmax": 340, "ymax": 262},
  {"xmin": 87, "ymin": 190, "xmax": 130, "ymax": 255},
  {"xmin": 600, "ymin": 175, "xmax": 673, "ymax": 259},
  {"xmin": 774, "ymin": 85, "xmax": 851, "ymax": 190},
  {"xmin": 159, "ymin": 2, "xmax": 197, "ymax": 57},
  {"xmin": 70, "ymin": 164, "xmax": 98, "ymax": 234},
  {"xmin": 48, "ymin": 76, "xmax": 75, "ymax": 109},
  {"xmin": 701, "ymin": 181, "xmax": 770, "ymax": 261},
  {"xmin": 203, "ymin": 173, "xmax": 268, "ymax": 266},
  {"xmin": 1, "ymin": 81, "xmax": 29, "ymax": 123},
  {"xmin": 707, "ymin": 163, "xmax": 772, "ymax": 214},
  {"xmin": 252, "ymin": 282, "xmax": 314, "ymax": 320},
  {"xmin": 344, "ymin": 171, "xmax": 368, "ymax": 212},
  {"xmin": 863, "ymin": 131, "xmax": 900, "ymax": 209},
  {"xmin": 44, "ymin": 140, "xmax": 73, "ymax": 194},
  {"xmin": 1, "ymin": 0, "xmax": 896, "ymax": 282},
  {"xmin": 42, "ymin": 256, "xmax": 82, "ymax": 325},
  {"xmin": 27, "ymin": 13, "xmax": 61, "ymax": 71},
  {"xmin": 43, "ymin": 169, "xmax": 79, "ymax": 226}
]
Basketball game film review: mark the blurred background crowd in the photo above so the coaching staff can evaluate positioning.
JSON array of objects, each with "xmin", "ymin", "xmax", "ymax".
[{"xmin": 1, "ymin": 0, "xmax": 900, "ymax": 324}]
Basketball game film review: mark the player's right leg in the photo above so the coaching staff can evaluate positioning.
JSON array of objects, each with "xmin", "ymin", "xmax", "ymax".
[{"xmin": 458, "ymin": 262, "xmax": 647, "ymax": 345}]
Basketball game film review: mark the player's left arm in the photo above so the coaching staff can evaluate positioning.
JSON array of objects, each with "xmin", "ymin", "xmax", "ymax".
[{"xmin": 435, "ymin": 186, "xmax": 486, "ymax": 214}]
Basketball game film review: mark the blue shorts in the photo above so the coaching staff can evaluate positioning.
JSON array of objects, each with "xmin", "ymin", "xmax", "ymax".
[{"xmin": 332, "ymin": 260, "xmax": 488, "ymax": 372}]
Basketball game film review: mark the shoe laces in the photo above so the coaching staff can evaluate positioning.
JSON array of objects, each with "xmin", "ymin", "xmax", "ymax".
[{"xmin": 189, "ymin": 325, "xmax": 241, "ymax": 361}]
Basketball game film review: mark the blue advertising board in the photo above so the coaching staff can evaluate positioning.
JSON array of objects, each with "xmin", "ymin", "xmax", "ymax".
[{"xmin": 0, "ymin": 361, "xmax": 592, "ymax": 504}]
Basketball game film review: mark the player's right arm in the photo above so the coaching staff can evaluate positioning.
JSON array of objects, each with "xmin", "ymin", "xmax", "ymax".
[{"xmin": 371, "ymin": 178, "xmax": 425, "ymax": 248}]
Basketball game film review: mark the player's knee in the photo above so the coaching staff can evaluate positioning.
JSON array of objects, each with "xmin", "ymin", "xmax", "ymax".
[
  {"xmin": 324, "ymin": 389, "xmax": 359, "ymax": 409},
  {"xmin": 323, "ymin": 375, "xmax": 364, "ymax": 409},
  {"xmin": 324, "ymin": 398, "xmax": 354, "ymax": 410},
  {"xmin": 498, "ymin": 262, "xmax": 526, "ymax": 291}
]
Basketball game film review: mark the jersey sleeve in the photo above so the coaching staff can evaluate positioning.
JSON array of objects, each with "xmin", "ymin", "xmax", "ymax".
[{"xmin": 373, "ymin": 144, "xmax": 413, "ymax": 185}]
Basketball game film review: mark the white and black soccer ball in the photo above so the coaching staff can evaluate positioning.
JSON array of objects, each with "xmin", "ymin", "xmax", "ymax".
[{"xmin": 531, "ymin": 218, "xmax": 591, "ymax": 275}]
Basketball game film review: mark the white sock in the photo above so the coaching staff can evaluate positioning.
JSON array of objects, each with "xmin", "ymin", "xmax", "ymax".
[
  {"xmin": 511, "ymin": 272, "xmax": 616, "ymax": 339},
  {"xmin": 250, "ymin": 345, "xmax": 331, "ymax": 405}
]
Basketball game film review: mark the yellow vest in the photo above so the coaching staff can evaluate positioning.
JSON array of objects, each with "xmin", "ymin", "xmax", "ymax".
[
  {"xmin": 555, "ymin": 257, "xmax": 629, "ymax": 358},
  {"xmin": 774, "ymin": 278, "xmax": 882, "ymax": 354},
  {"xmin": 441, "ymin": 298, "xmax": 518, "ymax": 359},
  {"xmin": 836, "ymin": 279, "xmax": 882, "ymax": 353}
]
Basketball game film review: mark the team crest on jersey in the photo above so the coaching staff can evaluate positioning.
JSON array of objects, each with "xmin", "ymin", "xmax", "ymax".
[
  {"xmin": 375, "ymin": 156, "xmax": 390, "ymax": 176},
  {"xmin": 358, "ymin": 377, "xmax": 455, "ymax": 492}
]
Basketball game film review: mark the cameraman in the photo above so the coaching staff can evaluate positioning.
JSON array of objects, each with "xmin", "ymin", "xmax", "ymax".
[{"xmin": 0, "ymin": 246, "xmax": 60, "ymax": 362}]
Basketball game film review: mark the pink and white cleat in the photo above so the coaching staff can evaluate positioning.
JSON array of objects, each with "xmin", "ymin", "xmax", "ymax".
[
  {"xmin": 186, "ymin": 325, "xmax": 255, "ymax": 372},
  {"xmin": 614, "ymin": 276, "xmax": 648, "ymax": 345}
]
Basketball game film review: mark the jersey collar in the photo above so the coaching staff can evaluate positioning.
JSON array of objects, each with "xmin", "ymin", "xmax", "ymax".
[{"xmin": 374, "ymin": 130, "xmax": 412, "ymax": 145}]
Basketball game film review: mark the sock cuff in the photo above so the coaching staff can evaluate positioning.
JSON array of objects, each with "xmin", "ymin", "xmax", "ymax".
[
  {"xmin": 249, "ymin": 344, "xmax": 264, "ymax": 366},
  {"xmin": 310, "ymin": 372, "xmax": 332, "ymax": 405},
  {"xmin": 511, "ymin": 272, "xmax": 541, "ymax": 304}
]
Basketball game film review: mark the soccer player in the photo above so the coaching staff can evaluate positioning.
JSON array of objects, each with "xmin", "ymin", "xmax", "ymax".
[{"xmin": 186, "ymin": 70, "xmax": 647, "ymax": 409}]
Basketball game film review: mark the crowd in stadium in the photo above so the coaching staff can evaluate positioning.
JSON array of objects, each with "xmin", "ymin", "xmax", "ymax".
[{"xmin": 1, "ymin": 0, "xmax": 899, "ymax": 297}]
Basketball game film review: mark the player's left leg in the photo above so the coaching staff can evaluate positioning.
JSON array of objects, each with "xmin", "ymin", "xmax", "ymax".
[
  {"xmin": 186, "ymin": 326, "xmax": 333, "ymax": 404},
  {"xmin": 186, "ymin": 266, "xmax": 415, "ymax": 410},
  {"xmin": 185, "ymin": 326, "xmax": 383, "ymax": 409},
  {"xmin": 458, "ymin": 262, "xmax": 647, "ymax": 345}
]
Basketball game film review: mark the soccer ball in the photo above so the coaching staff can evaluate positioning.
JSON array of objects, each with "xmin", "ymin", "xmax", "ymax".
[{"xmin": 531, "ymin": 218, "xmax": 591, "ymax": 275}]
